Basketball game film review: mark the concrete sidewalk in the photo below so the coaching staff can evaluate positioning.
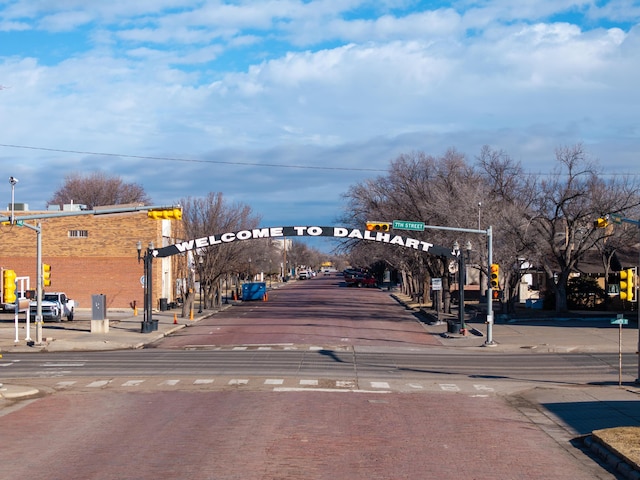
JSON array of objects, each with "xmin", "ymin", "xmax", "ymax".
[{"xmin": 0, "ymin": 303, "xmax": 230, "ymax": 353}]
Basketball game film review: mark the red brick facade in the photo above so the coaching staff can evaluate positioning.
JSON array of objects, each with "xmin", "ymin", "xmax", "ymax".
[{"xmin": 0, "ymin": 209, "xmax": 180, "ymax": 311}]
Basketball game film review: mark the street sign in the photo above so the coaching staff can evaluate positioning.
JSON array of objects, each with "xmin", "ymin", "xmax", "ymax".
[
  {"xmin": 392, "ymin": 220, "xmax": 425, "ymax": 231},
  {"xmin": 431, "ymin": 278, "xmax": 442, "ymax": 291},
  {"xmin": 611, "ymin": 318, "xmax": 628, "ymax": 325}
]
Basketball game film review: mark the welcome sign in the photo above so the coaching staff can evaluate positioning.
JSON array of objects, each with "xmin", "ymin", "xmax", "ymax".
[{"xmin": 153, "ymin": 225, "xmax": 458, "ymax": 259}]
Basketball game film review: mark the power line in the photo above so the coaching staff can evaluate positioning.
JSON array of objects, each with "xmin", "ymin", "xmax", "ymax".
[{"xmin": 0, "ymin": 143, "xmax": 387, "ymax": 173}]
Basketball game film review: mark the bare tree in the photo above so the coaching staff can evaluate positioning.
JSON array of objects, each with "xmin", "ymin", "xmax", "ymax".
[
  {"xmin": 341, "ymin": 149, "xmax": 486, "ymax": 312},
  {"xmin": 179, "ymin": 192, "xmax": 261, "ymax": 315},
  {"xmin": 480, "ymin": 144, "xmax": 640, "ymax": 312},
  {"xmin": 48, "ymin": 172, "xmax": 151, "ymax": 208}
]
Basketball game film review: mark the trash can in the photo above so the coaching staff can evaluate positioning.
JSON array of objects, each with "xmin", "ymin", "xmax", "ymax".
[
  {"xmin": 447, "ymin": 320, "xmax": 461, "ymax": 334},
  {"xmin": 159, "ymin": 298, "xmax": 168, "ymax": 311}
]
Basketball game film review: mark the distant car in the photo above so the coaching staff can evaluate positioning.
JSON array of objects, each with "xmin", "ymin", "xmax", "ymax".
[{"xmin": 298, "ymin": 271, "xmax": 310, "ymax": 280}]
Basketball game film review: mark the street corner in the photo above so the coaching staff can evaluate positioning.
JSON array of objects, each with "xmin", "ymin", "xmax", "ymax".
[{"xmin": 0, "ymin": 383, "xmax": 40, "ymax": 400}]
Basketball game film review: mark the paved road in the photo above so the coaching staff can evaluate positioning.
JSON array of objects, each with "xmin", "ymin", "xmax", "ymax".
[{"xmin": 1, "ymin": 275, "xmax": 639, "ymax": 479}]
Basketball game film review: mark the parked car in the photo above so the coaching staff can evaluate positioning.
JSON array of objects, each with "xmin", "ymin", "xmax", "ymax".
[
  {"xmin": 345, "ymin": 273, "xmax": 377, "ymax": 288},
  {"xmin": 29, "ymin": 292, "xmax": 76, "ymax": 322}
]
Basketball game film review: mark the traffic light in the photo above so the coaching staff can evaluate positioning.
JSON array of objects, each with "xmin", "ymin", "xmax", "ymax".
[
  {"xmin": 3, "ymin": 269, "xmax": 17, "ymax": 304},
  {"xmin": 42, "ymin": 263, "xmax": 51, "ymax": 287},
  {"xmin": 365, "ymin": 221, "xmax": 391, "ymax": 232},
  {"xmin": 619, "ymin": 268, "xmax": 636, "ymax": 302},
  {"xmin": 594, "ymin": 217, "xmax": 609, "ymax": 228},
  {"xmin": 148, "ymin": 207, "xmax": 182, "ymax": 220},
  {"xmin": 490, "ymin": 263, "xmax": 499, "ymax": 289}
]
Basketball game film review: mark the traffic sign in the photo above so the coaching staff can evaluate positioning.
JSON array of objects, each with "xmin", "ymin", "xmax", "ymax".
[
  {"xmin": 611, "ymin": 316, "xmax": 628, "ymax": 325},
  {"xmin": 392, "ymin": 220, "xmax": 425, "ymax": 231}
]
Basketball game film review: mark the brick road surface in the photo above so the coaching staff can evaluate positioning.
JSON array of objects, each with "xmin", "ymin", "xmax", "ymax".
[{"xmin": 0, "ymin": 390, "xmax": 614, "ymax": 480}]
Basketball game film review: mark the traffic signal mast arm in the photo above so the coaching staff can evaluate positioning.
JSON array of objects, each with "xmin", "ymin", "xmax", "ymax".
[
  {"xmin": 0, "ymin": 204, "xmax": 182, "ymax": 224},
  {"xmin": 594, "ymin": 214, "xmax": 640, "ymax": 228}
]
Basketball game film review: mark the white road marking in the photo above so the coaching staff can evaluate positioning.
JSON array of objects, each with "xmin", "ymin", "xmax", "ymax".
[
  {"xmin": 55, "ymin": 381, "xmax": 77, "ymax": 388},
  {"xmin": 0, "ymin": 363, "xmax": 14, "ymax": 367},
  {"xmin": 300, "ymin": 379, "xmax": 318, "ymax": 386},
  {"xmin": 439, "ymin": 384, "xmax": 460, "ymax": 392},
  {"xmin": 86, "ymin": 380, "xmax": 111, "ymax": 388},
  {"xmin": 122, "ymin": 380, "xmax": 145, "ymax": 387},
  {"xmin": 232, "ymin": 346, "xmax": 248, "ymax": 350},
  {"xmin": 228, "ymin": 379, "xmax": 249, "ymax": 385},
  {"xmin": 193, "ymin": 379, "xmax": 214, "ymax": 385},
  {"xmin": 370, "ymin": 382, "xmax": 390, "ymax": 389},
  {"xmin": 336, "ymin": 380, "xmax": 356, "ymax": 388},
  {"xmin": 41, "ymin": 363, "xmax": 85, "ymax": 367},
  {"xmin": 407, "ymin": 383, "xmax": 424, "ymax": 389},
  {"xmin": 159, "ymin": 379, "xmax": 180, "ymax": 386},
  {"xmin": 264, "ymin": 379, "xmax": 284, "ymax": 385},
  {"xmin": 473, "ymin": 384, "xmax": 495, "ymax": 392}
]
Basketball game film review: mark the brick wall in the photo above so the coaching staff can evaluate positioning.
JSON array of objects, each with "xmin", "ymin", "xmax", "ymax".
[{"xmin": 0, "ymin": 210, "xmax": 177, "ymax": 310}]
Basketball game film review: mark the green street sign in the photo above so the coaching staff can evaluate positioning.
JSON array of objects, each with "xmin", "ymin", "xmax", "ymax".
[
  {"xmin": 392, "ymin": 220, "xmax": 425, "ymax": 232},
  {"xmin": 611, "ymin": 318, "xmax": 628, "ymax": 325}
]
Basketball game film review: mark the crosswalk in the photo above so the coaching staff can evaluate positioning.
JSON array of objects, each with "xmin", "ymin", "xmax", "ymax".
[{"xmin": 47, "ymin": 377, "xmax": 497, "ymax": 395}]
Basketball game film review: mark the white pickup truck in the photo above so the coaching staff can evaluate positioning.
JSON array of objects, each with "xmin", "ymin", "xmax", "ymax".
[{"xmin": 30, "ymin": 292, "xmax": 76, "ymax": 322}]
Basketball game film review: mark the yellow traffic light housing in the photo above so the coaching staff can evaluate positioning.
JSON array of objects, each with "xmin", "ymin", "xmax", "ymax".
[
  {"xmin": 365, "ymin": 221, "xmax": 391, "ymax": 232},
  {"xmin": 2, "ymin": 269, "xmax": 17, "ymax": 304},
  {"xmin": 148, "ymin": 207, "xmax": 182, "ymax": 220},
  {"xmin": 490, "ymin": 263, "xmax": 500, "ymax": 289},
  {"xmin": 620, "ymin": 268, "xmax": 636, "ymax": 302},
  {"xmin": 43, "ymin": 263, "xmax": 51, "ymax": 287},
  {"xmin": 594, "ymin": 217, "xmax": 609, "ymax": 228}
]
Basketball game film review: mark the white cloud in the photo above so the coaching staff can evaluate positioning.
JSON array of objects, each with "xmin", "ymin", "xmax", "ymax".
[{"xmin": 1, "ymin": 0, "xmax": 639, "ymax": 233}]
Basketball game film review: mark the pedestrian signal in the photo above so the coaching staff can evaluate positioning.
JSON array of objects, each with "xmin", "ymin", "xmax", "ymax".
[{"xmin": 365, "ymin": 221, "xmax": 391, "ymax": 232}]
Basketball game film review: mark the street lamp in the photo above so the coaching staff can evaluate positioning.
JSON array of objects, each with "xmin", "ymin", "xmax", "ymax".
[
  {"xmin": 137, "ymin": 240, "xmax": 155, "ymax": 333},
  {"xmin": 453, "ymin": 240, "xmax": 473, "ymax": 332},
  {"xmin": 9, "ymin": 176, "xmax": 18, "ymax": 225},
  {"xmin": 198, "ymin": 255, "xmax": 204, "ymax": 314}
]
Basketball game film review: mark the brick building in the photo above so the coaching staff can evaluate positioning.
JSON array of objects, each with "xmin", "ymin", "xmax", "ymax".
[{"xmin": 1, "ymin": 205, "xmax": 182, "ymax": 311}]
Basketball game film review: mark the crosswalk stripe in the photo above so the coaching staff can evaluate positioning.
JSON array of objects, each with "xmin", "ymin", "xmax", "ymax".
[
  {"xmin": 264, "ymin": 379, "xmax": 284, "ymax": 385},
  {"xmin": 159, "ymin": 379, "xmax": 180, "ymax": 386},
  {"xmin": 228, "ymin": 379, "xmax": 249, "ymax": 385},
  {"xmin": 86, "ymin": 380, "xmax": 110, "ymax": 388},
  {"xmin": 439, "ymin": 384, "xmax": 460, "ymax": 392},
  {"xmin": 122, "ymin": 380, "xmax": 145, "ymax": 387},
  {"xmin": 370, "ymin": 382, "xmax": 390, "ymax": 389}
]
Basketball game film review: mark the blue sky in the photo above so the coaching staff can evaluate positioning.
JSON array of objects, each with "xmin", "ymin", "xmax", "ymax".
[{"xmin": 1, "ymin": 0, "xmax": 639, "ymax": 250}]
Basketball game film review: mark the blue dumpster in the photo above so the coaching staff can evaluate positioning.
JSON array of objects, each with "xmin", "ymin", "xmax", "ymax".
[{"xmin": 242, "ymin": 282, "xmax": 267, "ymax": 301}]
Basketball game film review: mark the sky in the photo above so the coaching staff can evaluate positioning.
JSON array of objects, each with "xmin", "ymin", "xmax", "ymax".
[{"xmin": 1, "ymin": 0, "xmax": 639, "ymax": 251}]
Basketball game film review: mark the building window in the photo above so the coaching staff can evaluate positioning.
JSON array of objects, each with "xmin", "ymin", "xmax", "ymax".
[{"xmin": 68, "ymin": 230, "xmax": 89, "ymax": 238}]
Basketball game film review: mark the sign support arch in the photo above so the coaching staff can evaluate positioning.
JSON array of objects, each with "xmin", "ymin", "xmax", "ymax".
[{"xmin": 153, "ymin": 224, "xmax": 495, "ymax": 346}]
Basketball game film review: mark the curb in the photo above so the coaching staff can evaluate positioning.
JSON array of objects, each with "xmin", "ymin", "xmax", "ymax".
[{"xmin": 583, "ymin": 435, "xmax": 640, "ymax": 480}]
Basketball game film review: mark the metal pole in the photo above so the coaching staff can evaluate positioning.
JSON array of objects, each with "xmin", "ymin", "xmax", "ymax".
[
  {"xmin": 35, "ymin": 222, "xmax": 43, "ymax": 344},
  {"xmin": 459, "ymin": 248, "xmax": 465, "ymax": 331},
  {"xmin": 147, "ymin": 246, "xmax": 153, "ymax": 328},
  {"xmin": 485, "ymin": 226, "xmax": 496, "ymax": 346}
]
